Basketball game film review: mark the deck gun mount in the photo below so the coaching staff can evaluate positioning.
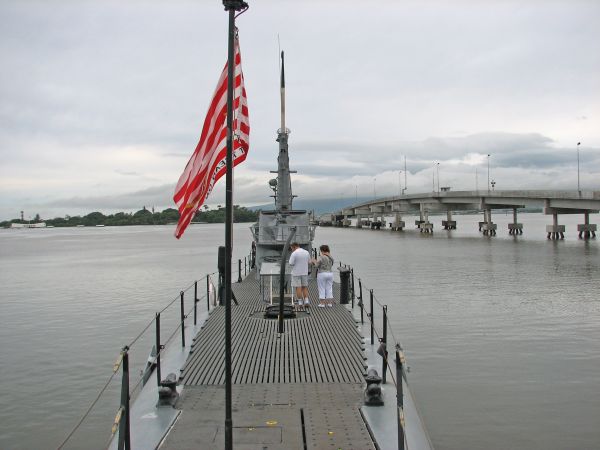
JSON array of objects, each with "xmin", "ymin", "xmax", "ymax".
[{"xmin": 251, "ymin": 51, "xmax": 315, "ymax": 275}]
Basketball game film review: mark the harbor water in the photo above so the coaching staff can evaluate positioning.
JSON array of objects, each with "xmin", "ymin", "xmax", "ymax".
[{"xmin": 0, "ymin": 213, "xmax": 598, "ymax": 449}]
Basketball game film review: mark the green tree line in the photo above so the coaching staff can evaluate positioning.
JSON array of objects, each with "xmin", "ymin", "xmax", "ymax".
[{"xmin": 1, "ymin": 206, "xmax": 259, "ymax": 228}]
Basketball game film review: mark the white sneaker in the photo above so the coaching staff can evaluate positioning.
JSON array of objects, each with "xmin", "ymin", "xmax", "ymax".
[
  {"xmin": 297, "ymin": 299, "xmax": 304, "ymax": 306},
  {"xmin": 318, "ymin": 304, "xmax": 326, "ymax": 308},
  {"xmin": 304, "ymin": 299, "xmax": 310, "ymax": 306}
]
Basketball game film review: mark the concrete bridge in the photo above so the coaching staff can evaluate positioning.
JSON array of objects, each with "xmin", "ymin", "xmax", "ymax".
[{"xmin": 319, "ymin": 190, "xmax": 599, "ymax": 240}]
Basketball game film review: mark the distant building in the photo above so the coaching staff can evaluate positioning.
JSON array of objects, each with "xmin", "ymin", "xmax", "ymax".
[{"xmin": 10, "ymin": 222, "xmax": 46, "ymax": 228}]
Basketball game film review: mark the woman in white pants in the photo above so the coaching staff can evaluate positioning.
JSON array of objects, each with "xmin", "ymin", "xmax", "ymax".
[{"xmin": 313, "ymin": 244, "xmax": 334, "ymax": 307}]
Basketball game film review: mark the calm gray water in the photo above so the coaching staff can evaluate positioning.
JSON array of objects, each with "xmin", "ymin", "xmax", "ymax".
[{"xmin": 1, "ymin": 214, "xmax": 599, "ymax": 450}]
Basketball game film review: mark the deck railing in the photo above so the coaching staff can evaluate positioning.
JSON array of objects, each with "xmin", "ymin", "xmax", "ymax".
[
  {"xmin": 60, "ymin": 252, "xmax": 418, "ymax": 450},
  {"xmin": 56, "ymin": 269, "xmax": 226, "ymax": 449},
  {"xmin": 340, "ymin": 260, "xmax": 425, "ymax": 450}
]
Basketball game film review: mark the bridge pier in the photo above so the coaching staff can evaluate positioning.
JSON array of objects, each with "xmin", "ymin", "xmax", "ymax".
[
  {"xmin": 442, "ymin": 210, "xmax": 456, "ymax": 230},
  {"xmin": 508, "ymin": 208, "xmax": 523, "ymax": 235},
  {"xmin": 370, "ymin": 214, "xmax": 382, "ymax": 230},
  {"xmin": 546, "ymin": 212, "xmax": 565, "ymax": 240},
  {"xmin": 391, "ymin": 212, "xmax": 405, "ymax": 231},
  {"xmin": 356, "ymin": 215, "xmax": 362, "ymax": 229},
  {"xmin": 417, "ymin": 205, "xmax": 433, "ymax": 233},
  {"xmin": 577, "ymin": 212, "xmax": 597, "ymax": 239},
  {"xmin": 480, "ymin": 209, "xmax": 497, "ymax": 236}
]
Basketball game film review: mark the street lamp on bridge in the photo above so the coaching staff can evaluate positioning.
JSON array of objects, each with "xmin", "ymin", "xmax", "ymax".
[
  {"xmin": 577, "ymin": 142, "xmax": 581, "ymax": 193},
  {"xmin": 487, "ymin": 154, "xmax": 491, "ymax": 193},
  {"xmin": 398, "ymin": 170, "xmax": 402, "ymax": 196}
]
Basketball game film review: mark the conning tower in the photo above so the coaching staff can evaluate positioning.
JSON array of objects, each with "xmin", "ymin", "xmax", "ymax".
[{"xmin": 251, "ymin": 51, "xmax": 314, "ymax": 273}]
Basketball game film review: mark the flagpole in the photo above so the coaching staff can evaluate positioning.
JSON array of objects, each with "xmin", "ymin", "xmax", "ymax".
[{"xmin": 223, "ymin": 2, "xmax": 247, "ymax": 449}]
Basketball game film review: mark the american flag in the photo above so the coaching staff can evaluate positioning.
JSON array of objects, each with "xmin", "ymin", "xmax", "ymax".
[{"xmin": 173, "ymin": 36, "xmax": 249, "ymax": 239}]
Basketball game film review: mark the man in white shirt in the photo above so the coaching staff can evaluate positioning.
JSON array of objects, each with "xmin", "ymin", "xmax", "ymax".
[{"xmin": 289, "ymin": 242, "xmax": 310, "ymax": 308}]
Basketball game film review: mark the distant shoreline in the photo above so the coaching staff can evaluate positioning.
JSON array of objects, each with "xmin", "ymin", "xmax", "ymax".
[
  {"xmin": 1, "ymin": 221, "xmax": 257, "ymax": 229},
  {"xmin": 0, "ymin": 206, "xmax": 259, "ymax": 229}
]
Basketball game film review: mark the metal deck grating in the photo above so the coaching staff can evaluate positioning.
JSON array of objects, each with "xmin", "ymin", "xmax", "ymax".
[
  {"xmin": 161, "ymin": 271, "xmax": 376, "ymax": 449},
  {"xmin": 180, "ymin": 271, "xmax": 366, "ymax": 385}
]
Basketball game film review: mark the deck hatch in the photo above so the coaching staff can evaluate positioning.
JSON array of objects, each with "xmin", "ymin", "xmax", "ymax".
[{"xmin": 161, "ymin": 384, "xmax": 376, "ymax": 449}]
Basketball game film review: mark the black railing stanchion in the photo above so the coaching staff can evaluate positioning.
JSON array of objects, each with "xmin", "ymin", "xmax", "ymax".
[
  {"xmin": 381, "ymin": 305, "xmax": 388, "ymax": 384},
  {"xmin": 180, "ymin": 291, "xmax": 186, "ymax": 348},
  {"xmin": 244, "ymin": 256, "xmax": 247, "ymax": 276},
  {"xmin": 339, "ymin": 267, "xmax": 350, "ymax": 304},
  {"xmin": 351, "ymin": 268, "xmax": 355, "ymax": 308},
  {"xmin": 369, "ymin": 289, "xmax": 374, "ymax": 344},
  {"xmin": 117, "ymin": 347, "xmax": 131, "ymax": 450},
  {"xmin": 194, "ymin": 281, "xmax": 198, "ymax": 325},
  {"xmin": 359, "ymin": 279, "xmax": 364, "ymax": 324},
  {"xmin": 396, "ymin": 346, "xmax": 405, "ymax": 450},
  {"xmin": 206, "ymin": 274, "xmax": 210, "ymax": 311},
  {"xmin": 155, "ymin": 313, "xmax": 161, "ymax": 387},
  {"xmin": 238, "ymin": 259, "xmax": 242, "ymax": 282}
]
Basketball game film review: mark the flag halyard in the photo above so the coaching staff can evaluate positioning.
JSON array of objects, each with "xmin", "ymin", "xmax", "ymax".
[{"xmin": 173, "ymin": 37, "xmax": 249, "ymax": 239}]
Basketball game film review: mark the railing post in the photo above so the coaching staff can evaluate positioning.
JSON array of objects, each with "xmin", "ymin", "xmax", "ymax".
[
  {"xmin": 396, "ymin": 347, "xmax": 405, "ymax": 450},
  {"xmin": 351, "ymin": 268, "xmax": 355, "ymax": 308},
  {"xmin": 238, "ymin": 259, "xmax": 242, "ymax": 282},
  {"xmin": 369, "ymin": 289, "xmax": 374, "ymax": 344},
  {"xmin": 381, "ymin": 305, "xmax": 388, "ymax": 384},
  {"xmin": 155, "ymin": 313, "xmax": 161, "ymax": 387},
  {"xmin": 244, "ymin": 256, "xmax": 247, "ymax": 276},
  {"xmin": 118, "ymin": 347, "xmax": 131, "ymax": 450},
  {"xmin": 194, "ymin": 281, "xmax": 198, "ymax": 325},
  {"xmin": 339, "ymin": 267, "xmax": 350, "ymax": 304},
  {"xmin": 180, "ymin": 291, "xmax": 186, "ymax": 348},
  {"xmin": 359, "ymin": 280, "xmax": 364, "ymax": 325},
  {"xmin": 206, "ymin": 274, "xmax": 210, "ymax": 311}
]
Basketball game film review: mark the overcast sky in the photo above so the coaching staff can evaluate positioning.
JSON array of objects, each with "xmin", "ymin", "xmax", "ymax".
[{"xmin": 1, "ymin": 0, "xmax": 599, "ymax": 220}]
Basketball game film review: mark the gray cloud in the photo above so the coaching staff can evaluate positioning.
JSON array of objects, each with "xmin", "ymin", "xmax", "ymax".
[
  {"xmin": 271, "ymin": 133, "xmax": 599, "ymax": 177},
  {"xmin": 26, "ymin": 132, "xmax": 598, "ymax": 219},
  {"xmin": 115, "ymin": 170, "xmax": 141, "ymax": 177},
  {"xmin": 43, "ymin": 184, "xmax": 176, "ymax": 211},
  {"xmin": 1, "ymin": 0, "xmax": 599, "ymax": 220}
]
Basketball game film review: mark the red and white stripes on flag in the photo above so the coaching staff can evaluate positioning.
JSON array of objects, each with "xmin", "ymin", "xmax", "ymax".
[{"xmin": 173, "ymin": 36, "xmax": 249, "ymax": 239}]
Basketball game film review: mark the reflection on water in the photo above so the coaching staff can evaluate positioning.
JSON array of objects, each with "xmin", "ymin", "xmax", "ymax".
[{"xmin": 0, "ymin": 214, "xmax": 598, "ymax": 449}]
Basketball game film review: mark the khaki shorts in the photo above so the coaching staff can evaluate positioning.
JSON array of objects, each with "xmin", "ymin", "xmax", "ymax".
[{"xmin": 291, "ymin": 275, "xmax": 308, "ymax": 287}]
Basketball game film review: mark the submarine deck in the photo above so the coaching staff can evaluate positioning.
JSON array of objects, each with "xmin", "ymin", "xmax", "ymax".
[{"xmin": 160, "ymin": 271, "xmax": 376, "ymax": 449}]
